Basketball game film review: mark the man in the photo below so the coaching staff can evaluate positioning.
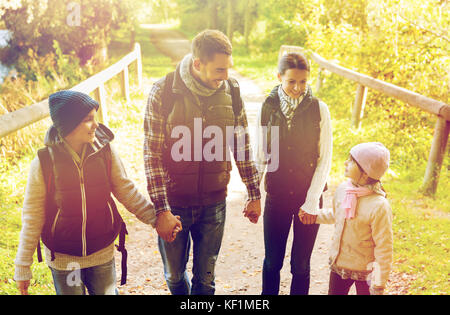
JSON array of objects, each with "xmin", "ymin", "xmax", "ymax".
[{"xmin": 144, "ymin": 30, "xmax": 261, "ymax": 295}]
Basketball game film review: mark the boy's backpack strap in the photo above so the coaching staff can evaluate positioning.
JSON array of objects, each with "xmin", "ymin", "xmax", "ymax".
[
  {"xmin": 101, "ymin": 144, "xmax": 128, "ymax": 284},
  {"xmin": 36, "ymin": 147, "xmax": 56, "ymax": 262},
  {"xmin": 115, "ymin": 222, "xmax": 128, "ymax": 285}
]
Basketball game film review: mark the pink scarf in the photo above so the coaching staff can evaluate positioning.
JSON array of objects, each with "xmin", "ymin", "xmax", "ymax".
[{"xmin": 342, "ymin": 181, "xmax": 375, "ymax": 219}]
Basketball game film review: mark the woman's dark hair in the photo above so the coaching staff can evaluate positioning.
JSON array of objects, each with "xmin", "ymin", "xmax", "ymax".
[{"xmin": 278, "ymin": 52, "xmax": 310, "ymax": 75}]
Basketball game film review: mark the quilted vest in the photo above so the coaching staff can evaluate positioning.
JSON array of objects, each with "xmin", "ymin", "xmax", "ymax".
[
  {"xmin": 261, "ymin": 85, "xmax": 321, "ymax": 202},
  {"xmin": 39, "ymin": 125, "xmax": 123, "ymax": 258},
  {"xmin": 162, "ymin": 69, "xmax": 236, "ymax": 206}
]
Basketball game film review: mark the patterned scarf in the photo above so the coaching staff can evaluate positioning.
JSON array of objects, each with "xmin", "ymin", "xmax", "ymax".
[
  {"xmin": 179, "ymin": 53, "xmax": 221, "ymax": 97},
  {"xmin": 278, "ymin": 85, "xmax": 307, "ymax": 129}
]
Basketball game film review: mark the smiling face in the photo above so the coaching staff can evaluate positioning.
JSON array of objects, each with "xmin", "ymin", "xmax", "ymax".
[
  {"xmin": 278, "ymin": 68, "xmax": 309, "ymax": 99},
  {"xmin": 193, "ymin": 53, "xmax": 233, "ymax": 89},
  {"xmin": 64, "ymin": 109, "xmax": 98, "ymax": 146}
]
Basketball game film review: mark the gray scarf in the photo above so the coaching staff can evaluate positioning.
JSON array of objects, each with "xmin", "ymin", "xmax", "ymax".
[{"xmin": 179, "ymin": 54, "xmax": 221, "ymax": 97}]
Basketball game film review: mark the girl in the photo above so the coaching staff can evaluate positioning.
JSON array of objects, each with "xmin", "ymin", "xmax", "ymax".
[
  {"xmin": 14, "ymin": 90, "xmax": 181, "ymax": 295},
  {"xmin": 301, "ymin": 142, "xmax": 393, "ymax": 295},
  {"xmin": 255, "ymin": 52, "xmax": 332, "ymax": 295}
]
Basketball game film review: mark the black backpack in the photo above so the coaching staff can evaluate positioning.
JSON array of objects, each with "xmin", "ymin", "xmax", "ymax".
[{"xmin": 36, "ymin": 146, "xmax": 129, "ymax": 285}]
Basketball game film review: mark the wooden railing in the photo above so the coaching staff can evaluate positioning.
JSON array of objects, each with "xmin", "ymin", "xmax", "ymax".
[
  {"xmin": 279, "ymin": 45, "xmax": 449, "ymax": 196},
  {"xmin": 0, "ymin": 42, "xmax": 142, "ymax": 139}
]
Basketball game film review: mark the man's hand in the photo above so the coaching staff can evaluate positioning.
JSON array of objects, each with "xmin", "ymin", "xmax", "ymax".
[
  {"xmin": 298, "ymin": 209, "xmax": 317, "ymax": 225},
  {"xmin": 243, "ymin": 199, "xmax": 261, "ymax": 224},
  {"xmin": 17, "ymin": 280, "xmax": 30, "ymax": 295},
  {"xmin": 156, "ymin": 211, "xmax": 182, "ymax": 242}
]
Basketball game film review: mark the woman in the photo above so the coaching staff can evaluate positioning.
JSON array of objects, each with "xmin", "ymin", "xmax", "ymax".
[
  {"xmin": 255, "ymin": 52, "xmax": 332, "ymax": 295},
  {"xmin": 14, "ymin": 90, "xmax": 181, "ymax": 295}
]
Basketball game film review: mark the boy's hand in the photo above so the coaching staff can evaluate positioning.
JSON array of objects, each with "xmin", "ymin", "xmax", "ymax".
[
  {"xmin": 243, "ymin": 199, "xmax": 261, "ymax": 224},
  {"xmin": 156, "ymin": 211, "xmax": 182, "ymax": 242},
  {"xmin": 17, "ymin": 280, "xmax": 30, "ymax": 295},
  {"xmin": 171, "ymin": 216, "xmax": 182, "ymax": 240}
]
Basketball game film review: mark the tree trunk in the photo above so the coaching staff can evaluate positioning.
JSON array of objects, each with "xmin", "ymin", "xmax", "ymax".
[
  {"xmin": 244, "ymin": 0, "xmax": 252, "ymax": 49},
  {"xmin": 226, "ymin": 0, "xmax": 234, "ymax": 43},
  {"xmin": 209, "ymin": 0, "xmax": 218, "ymax": 29}
]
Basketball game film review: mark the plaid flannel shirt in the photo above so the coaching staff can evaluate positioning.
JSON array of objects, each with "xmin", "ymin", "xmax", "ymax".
[{"xmin": 144, "ymin": 78, "xmax": 261, "ymax": 215}]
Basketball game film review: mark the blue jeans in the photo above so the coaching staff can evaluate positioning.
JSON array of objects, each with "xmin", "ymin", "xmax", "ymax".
[
  {"xmin": 262, "ymin": 194, "xmax": 320, "ymax": 295},
  {"xmin": 49, "ymin": 258, "xmax": 118, "ymax": 295},
  {"xmin": 158, "ymin": 200, "xmax": 226, "ymax": 295}
]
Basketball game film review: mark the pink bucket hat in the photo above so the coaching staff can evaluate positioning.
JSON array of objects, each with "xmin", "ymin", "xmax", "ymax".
[{"xmin": 350, "ymin": 142, "xmax": 390, "ymax": 180}]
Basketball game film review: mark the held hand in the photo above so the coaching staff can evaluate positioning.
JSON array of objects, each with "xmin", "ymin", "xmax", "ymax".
[
  {"xmin": 17, "ymin": 280, "xmax": 30, "ymax": 295},
  {"xmin": 171, "ymin": 216, "xmax": 182, "ymax": 240},
  {"xmin": 156, "ymin": 211, "xmax": 182, "ymax": 242},
  {"xmin": 298, "ymin": 209, "xmax": 317, "ymax": 225},
  {"xmin": 243, "ymin": 199, "xmax": 261, "ymax": 224}
]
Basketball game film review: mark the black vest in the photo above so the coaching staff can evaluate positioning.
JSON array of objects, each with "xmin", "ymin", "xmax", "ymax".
[{"xmin": 261, "ymin": 86, "xmax": 321, "ymax": 202}]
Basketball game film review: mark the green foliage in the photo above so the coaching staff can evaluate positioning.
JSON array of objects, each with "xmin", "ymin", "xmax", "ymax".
[{"xmin": 0, "ymin": 0, "xmax": 137, "ymax": 66}]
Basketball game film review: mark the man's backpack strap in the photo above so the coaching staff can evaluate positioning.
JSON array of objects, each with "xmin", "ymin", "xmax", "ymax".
[
  {"xmin": 36, "ymin": 147, "xmax": 56, "ymax": 262},
  {"xmin": 160, "ymin": 72, "xmax": 243, "ymax": 119},
  {"xmin": 227, "ymin": 77, "xmax": 243, "ymax": 118},
  {"xmin": 161, "ymin": 71, "xmax": 177, "ymax": 119}
]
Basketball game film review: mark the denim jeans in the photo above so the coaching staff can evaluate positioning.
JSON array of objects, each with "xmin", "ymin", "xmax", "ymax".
[
  {"xmin": 158, "ymin": 200, "xmax": 226, "ymax": 295},
  {"xmin": 49, "ymin": 258, "xmax": 118, "ymax": 295},
  {"xmin": 262, "ymin": 194, "xmax": 320, "ymax": 295}
]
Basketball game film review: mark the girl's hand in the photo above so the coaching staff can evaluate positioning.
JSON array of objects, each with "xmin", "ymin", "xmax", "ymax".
[
  {"xmin": 298, "ymin": 209, "xmax": 317, "ymax": 225},
  {"xmin": 17, "ymin": 280, "xmax": 30, "ymax": 295}
]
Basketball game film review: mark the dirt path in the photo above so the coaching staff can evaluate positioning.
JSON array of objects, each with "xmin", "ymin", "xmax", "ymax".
[{"xmin": 114, "ymin": 26, "xmax": 339, "ymax": 295}]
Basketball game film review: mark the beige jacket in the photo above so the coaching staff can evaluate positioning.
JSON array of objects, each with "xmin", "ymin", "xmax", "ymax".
[
  {"xmin": 317, "ymin": 181, "xmax": 393, "ymax": 288},
  {"xmin": 14, "ymin": 143, "xmax": 156, "ymax": 281}
]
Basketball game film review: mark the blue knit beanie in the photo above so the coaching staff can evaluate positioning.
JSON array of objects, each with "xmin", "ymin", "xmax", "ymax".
[{"xmin": 49, "ymin": 90, "xmax": 99, "ymax": 138}]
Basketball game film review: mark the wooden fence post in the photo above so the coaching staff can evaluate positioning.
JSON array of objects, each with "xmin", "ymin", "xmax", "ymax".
[
  {"xmin": 352, "ymin": 84, "xmax": 367, "ymax": 129},
  {"xmin": 421, "ymin": 116, "xmax": 450, "ymax": 195},
  {"xmin": 134, "ymin": 43, "xmax": 142, "ymax": 89},
  {"xmin": 93, "ymin": 84, "xmax": 108, "ymax": 125},
  {"xmin": 120, "ymin": 66, "xmax": 130, "ymax": 102},
  {"xmin": 315, "ymin": 68, "xmax": 323, "ymax": 94}
]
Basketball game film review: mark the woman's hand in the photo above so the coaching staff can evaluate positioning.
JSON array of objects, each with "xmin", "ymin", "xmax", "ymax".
[{"xmin": 298, "ymin": 209, "xmax": 317, "ymax": 225}]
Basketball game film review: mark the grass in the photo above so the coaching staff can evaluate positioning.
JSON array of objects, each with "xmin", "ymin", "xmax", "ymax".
[{"xmin": 0, "ymin": 26, "xmax": 174, "ymax": 295}]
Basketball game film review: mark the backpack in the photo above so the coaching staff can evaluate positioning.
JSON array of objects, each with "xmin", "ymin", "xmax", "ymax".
[
  {"xmin": 36, "ymin": 145, "xmax": 129, "ymax": 285},
  {"xmin": 161, "ymin": 71, "xmax": 243, "ymax": 121}
]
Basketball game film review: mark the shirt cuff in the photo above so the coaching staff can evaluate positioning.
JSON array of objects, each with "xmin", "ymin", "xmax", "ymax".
[
  {"xmin": 301, "ymin": 199, "xmax": 320, "ymax": 215},
  {"xmin": 154, "ymin": 199, "xmax": 171, "ymax": 216},
  {"xmin": 246, "ymin": 183, "xmax": 261, "ymax": 201},
  {"xmin": 14, "ymin": 265, "xmax": 32, "ymax": 281}
]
